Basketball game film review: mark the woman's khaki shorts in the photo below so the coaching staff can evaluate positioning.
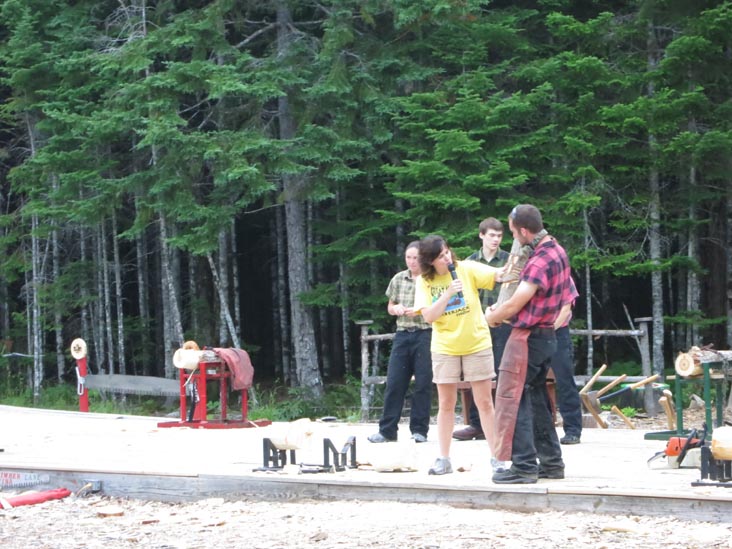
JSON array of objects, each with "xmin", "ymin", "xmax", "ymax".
[{"xmin": 431, "ymin": 347, "xmax": 496, "ymax": 384}]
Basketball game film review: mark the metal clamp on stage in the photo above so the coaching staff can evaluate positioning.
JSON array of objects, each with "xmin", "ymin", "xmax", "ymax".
[{"xmin": 255, "ymin": 434, "xmax": 357, "ymax": 473}]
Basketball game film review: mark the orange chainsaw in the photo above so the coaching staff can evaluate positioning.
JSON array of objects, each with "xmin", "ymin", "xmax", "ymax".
[{"xmin": 647, "ymin": 424, "xmax": 707, "ymax": 469}]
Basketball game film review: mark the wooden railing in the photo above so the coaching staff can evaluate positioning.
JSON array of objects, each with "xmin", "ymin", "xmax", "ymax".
[{"xmin": 355, "ymin": 318, "xmax": 653, "ymax": 422}]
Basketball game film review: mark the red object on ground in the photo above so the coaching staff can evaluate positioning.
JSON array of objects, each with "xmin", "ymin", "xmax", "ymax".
[{"xmin": 0, "ymin": 488, "xmax": 72, "ymax": 509}]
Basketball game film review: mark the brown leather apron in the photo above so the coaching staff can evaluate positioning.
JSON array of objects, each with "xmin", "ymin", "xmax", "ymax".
[{"xmin": 493, "ymin": 327, "xmax": 530, "ymax": 461}]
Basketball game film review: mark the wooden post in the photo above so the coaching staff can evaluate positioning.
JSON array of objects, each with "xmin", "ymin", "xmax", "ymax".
[
  {"xmin": 356, "ymin": 320, "xmax": 373, "ymax": 422},
  {"xmin": 634, "ymin": 317, "xmax": 657, "ymax": 416},
  {"xmin": 634, "ymin": 317, "xmax": 653, "ymax": 379}
]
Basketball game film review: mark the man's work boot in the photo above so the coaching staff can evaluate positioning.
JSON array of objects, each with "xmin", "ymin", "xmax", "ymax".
[{"xmin": 452, "ymin": 425, "xmax": 484, "ymax": 441}]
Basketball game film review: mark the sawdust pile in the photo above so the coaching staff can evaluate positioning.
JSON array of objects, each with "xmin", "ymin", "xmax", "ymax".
[
  {"xmin": 611, "ymin": 400, "xmax": 730, "ymax": 432},
  {"xmin": 1, "ymin": 494, "xmax": 731, "ymax": 549}
]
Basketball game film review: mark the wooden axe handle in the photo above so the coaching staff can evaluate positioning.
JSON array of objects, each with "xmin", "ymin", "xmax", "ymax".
[
  {"xmin": 626, "ymin": 374, "xmax": 660, "ymax": 390},
  {"xmin": 662, "ymin": 389, "xmax": 675, "ymax": 410},
  {"xmin": 595, "ymin": 374, "xmax": 628, "ymax": 398},
  {"xmin": 599, "ymin": 374, "xmax": 662, "ymax": 403},
  {"xmin": 580, "ymin": 364, "xmax": 607, "ymax": 394},
  {"xmin": 658, "ymin": 396, "xmax": 675, "ymax": 431},
  {"xmin": 611, "ymin": 405, "xmax": 635, "ymax": 429},
  {"xmin": 581, "ymin": 393, "xmax": 607, "ymax": 428}
]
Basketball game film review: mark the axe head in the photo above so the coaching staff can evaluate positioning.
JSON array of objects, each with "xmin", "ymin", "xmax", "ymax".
[{"xmin": 581, "ymin": 390, "xmax": 603, "ymax": 414}]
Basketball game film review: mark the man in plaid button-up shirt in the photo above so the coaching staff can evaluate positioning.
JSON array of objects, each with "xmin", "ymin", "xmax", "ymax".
[
  {"xmin": 486, "ymin": 204, "xmax": 573, "ymax": 484},
  {"xmin": 368, "ymin": 242, "xmax": 432, "ymax": 443}
]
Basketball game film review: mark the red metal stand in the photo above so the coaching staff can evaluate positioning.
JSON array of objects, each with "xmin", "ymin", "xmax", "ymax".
[
  {"xmin": 76, "ymin": 355, "xmax": 89, "ymax": 413},
  {"xmin": 157, "ymin": 359, "xmax": 270, "ymax": 429}
]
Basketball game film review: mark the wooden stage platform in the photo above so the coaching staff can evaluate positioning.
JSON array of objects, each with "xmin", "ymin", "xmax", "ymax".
[{"xmin": 2, "ymin": 405, "xmax": 731, "ymax": 522}]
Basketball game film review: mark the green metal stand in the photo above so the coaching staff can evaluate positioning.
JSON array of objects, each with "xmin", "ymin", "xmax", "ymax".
[{"xmin": 644, "ymin": 361, "xmax": 726, "ymax": 441}]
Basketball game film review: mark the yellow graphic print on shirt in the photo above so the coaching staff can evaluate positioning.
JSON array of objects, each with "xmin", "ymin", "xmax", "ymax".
[
  {"xmin": 429, "ymin": 281, "xmax": 468, "ymax": 316},
  {"xmin": 414, "ymin": 262, "xmax": 496, "ymax": 356}
]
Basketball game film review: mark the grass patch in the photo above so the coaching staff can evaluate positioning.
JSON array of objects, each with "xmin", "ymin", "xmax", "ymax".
[{"xmin": 0, "ymin": 375, "xmax": 366, "ymax": 422}]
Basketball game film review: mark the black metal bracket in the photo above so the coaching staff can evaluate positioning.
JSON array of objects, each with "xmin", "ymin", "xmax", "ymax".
[
  {"xmin": 255, "ymin": 436, "xmax": 358, "ymax": 473},
  {"xmin": 692, "ymin": 445, "xmax": 732, "ymax": 486}
]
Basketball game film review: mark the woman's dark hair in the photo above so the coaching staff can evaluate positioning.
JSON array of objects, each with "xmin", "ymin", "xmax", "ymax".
[{"xmin": 419, "ymin": 234, "xmax": 458, "ymax": 280}]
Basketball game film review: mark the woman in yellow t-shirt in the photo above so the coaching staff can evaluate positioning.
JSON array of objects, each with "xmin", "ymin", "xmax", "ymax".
[{"xmin": 413, "ymin": 234, "xmax": 506, "ymax": 475}]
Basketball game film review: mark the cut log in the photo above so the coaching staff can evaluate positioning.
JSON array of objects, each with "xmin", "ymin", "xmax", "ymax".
[
  {"xmin": 675, "ymin": 347, "xmax": 732, "ymax": 377},
  {"xmin": 675, "ymin": 351, "xmax": 703, "ymax": 377},
  {"xmin": 495, "ymin": 240, "xmax": 531, "ymax": 307}
]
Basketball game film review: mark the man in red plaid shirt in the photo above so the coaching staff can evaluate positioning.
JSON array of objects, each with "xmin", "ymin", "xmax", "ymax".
[{"xmin": 485, "ymin": 204, "xmax": 574, "ymax": 484}]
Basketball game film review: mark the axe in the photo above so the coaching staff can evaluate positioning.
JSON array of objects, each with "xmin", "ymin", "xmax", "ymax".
[
  {"xmin": 658, "ymin": 389, "xmax": 676, "ymax": 430},
  {"xmin": 579, "ymin": 364, "xmax": 607, "ymax": 395},
  {"xmin": 580, "ymin": 373, "xmax": 627, "ymax": 429},
  {"xmin": 583, "ymin": 374, "xmax": 660, "ymax": 415},
  {"xmin": 578, "ymin": 364, "xmax": 610, "ymax": 428}
]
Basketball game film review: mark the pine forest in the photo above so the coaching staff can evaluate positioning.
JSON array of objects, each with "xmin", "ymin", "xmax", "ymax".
[{"xmin": 1, "ymin": 0, "xmax": 731, "ymax": 402}]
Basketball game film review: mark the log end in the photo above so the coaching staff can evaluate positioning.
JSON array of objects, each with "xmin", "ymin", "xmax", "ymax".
[{"xmin": 675, "ymin": 351, "xmax": 702, "ymax": 377}]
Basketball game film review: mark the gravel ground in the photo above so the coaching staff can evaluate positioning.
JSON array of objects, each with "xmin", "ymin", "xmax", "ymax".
[{"xmin": 1, "ymin": 494, "xmax": 732, "ymax": 549}]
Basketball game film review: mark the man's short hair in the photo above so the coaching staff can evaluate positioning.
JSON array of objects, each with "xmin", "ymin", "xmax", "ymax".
[
  {"xmin": 479, "ymin": 217, "xmax": 504, "ymax": 235},
  {"xmin": 509, "ymin": 204, "xmax": 543, "ymax": 233}
]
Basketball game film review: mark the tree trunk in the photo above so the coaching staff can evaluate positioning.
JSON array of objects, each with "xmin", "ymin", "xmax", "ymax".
[
  {"xmin": 217, "ymin": 231, "xmax": 229, "ymax": 345},
  {"xmin": 647, "ymin": 22, "xmax": 665, "ymax": 379},
  {"xmin": 79, "ymin": 223, "xmax": 91, "ymax": 362},
  {"xmin": 31, "ymin": 214, "xmax": 43, "ymax": 403},
  {"xmin": 207, "ymin": 253, "xmax": 240, "ymax": 348},
  {"xmin": 24, "ymin": 113, "xmax": 44, "ymax": 401},
  {"xmin": 337, "ymin": 188, "xmax": 351, "ymax": 375},
  {"xmin": 277, "ymin": 1, "xmax": 323, "ymax": 398},
  {"xmin": 0, "ymin": 186, "xmax": 6, "ymax": 342},
  {"xmin": 187, "ymin": 257, "xmax": 198, "ymax": 340},
  {"xmin": 583, "ymin": 203, "xmax": 594, "ymax": 375},
  {"xmin": 134, "ymin": 195, "xmax": 151, "ymax": 375},
  {"xmin": 684, "ymin": 85, "xmax": 701, "ymax": 349},
  {"xmin": 579, "ymin": 174, "xmax": 593, "ymax": 373},
  {"xmin": 159, "ymin": 213, "xmax": 185, "ymax": 378},
  {"xmin": 230, "ymin": 223, "xmax": 241, "ymax": 344},
  {"xmin": 727, "ymin": 190, "xmax": 732, "ymax": 349},
  {"xmin": 100, "ymin": 220, "xmax": 115, "ymax": 375},
  {"xmin": 52, "ymin": 223, "xmax": 64, "ymax": 382},
  {"xmin": 112, "ymin": 212, "xmax": 126, "ymax": 375},
  {"xmin": 283, "ymin": 187, "xmax": 323, "ymax": 397},
  {"xmin": 272, "ymin": 211, "xmax": 290, "ymax": 382},
  {"xmin": 92, "ymin": 226, "xmax": 105, "ymax": 373}
]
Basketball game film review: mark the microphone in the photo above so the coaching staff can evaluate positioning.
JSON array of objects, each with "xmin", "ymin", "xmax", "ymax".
[{"xmin": 447, "ymin": 263, "xmax": 464, "ymax": 299}]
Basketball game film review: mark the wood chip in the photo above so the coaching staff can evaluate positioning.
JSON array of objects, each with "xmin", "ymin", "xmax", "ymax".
[{"xmin": 96, "ymin": 505, "xmax": 125, "ymax": 517}]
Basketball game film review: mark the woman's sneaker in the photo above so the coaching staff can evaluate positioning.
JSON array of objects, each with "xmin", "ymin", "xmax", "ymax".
[
  {"xmin": 491, "ymin": 456, "xmax": 508, "ymax": 473},
  {"xmin": 428, "ymin": 457, "xmax": 453, "ymax": 475}
]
